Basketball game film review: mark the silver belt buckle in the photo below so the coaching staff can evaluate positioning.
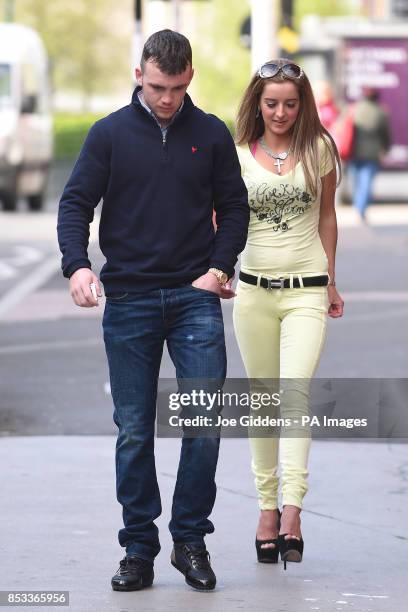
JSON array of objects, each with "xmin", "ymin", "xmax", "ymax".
[{"xmin": 267, "ymin": 277, "xmax": 284, "ymax": 290}]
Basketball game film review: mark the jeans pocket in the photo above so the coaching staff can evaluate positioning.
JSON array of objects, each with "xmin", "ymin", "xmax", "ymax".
[
  {"xmin": 190, "ymin": 284, "xmax": 219, "ymax": 297},
  {"xmin": 105, "ymin": 292, "xmax": 130, "ymax": 301}
]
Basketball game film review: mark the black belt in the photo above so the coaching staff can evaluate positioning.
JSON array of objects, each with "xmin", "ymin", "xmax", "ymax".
[{"xmin": 239, "ymin": 271, "xmax": 329, "ymax": 290}]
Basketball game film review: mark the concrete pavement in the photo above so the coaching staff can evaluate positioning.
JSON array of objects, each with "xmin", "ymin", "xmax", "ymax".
[{"xmin": 0, "ymin": 435, "xmax": 407, "ymax": 612}]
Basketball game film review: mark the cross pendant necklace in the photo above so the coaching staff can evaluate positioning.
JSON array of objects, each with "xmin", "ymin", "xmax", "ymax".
[
  {"xmin": 274, "ymin": 158, "xmax": 284, "ymax": 173},
  {"xmin": 259, "ymin": 137, "xmax": 292, "ymax": 175}
]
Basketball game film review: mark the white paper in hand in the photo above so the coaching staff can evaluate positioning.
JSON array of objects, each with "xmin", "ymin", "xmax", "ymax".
[{"xmin": 90, "ymin": 282, "xmax": 98, "ymax": 301}]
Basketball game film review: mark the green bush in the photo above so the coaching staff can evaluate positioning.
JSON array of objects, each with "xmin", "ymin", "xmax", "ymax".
[
  {"xmin": 224, "ymin": 118, "xmax": 235, "ymax": 137},
  {"xmin": 53, "ymin": 112, "xmax": 236, "ymax": 160},
  {"xmin": 54, "ymin": 113, "xmax": 103, "ymax": 160}
]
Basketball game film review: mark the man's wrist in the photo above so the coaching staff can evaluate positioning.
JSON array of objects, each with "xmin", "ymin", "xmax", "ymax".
[
  {"xmin": 208, "ymin": 268, "xmax": 228, "ymax": 285},
  {"xmin": 70, "ymin": 265, "xmax": 91, "ymax": 276}
]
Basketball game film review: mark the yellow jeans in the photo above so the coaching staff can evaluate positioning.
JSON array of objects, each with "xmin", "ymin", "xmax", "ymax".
[{"xmin": 233, "ymin": 278, "xmax": 328, "ymax": 509}]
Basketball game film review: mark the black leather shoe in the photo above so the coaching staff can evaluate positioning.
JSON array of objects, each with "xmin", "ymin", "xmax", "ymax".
[
  {"xmin": 171, "ymin": 543, "xmax": 216, "ymax": 591},
  {"xmin": 111, "ymin": 555, "xmax": 154, "ymax": 591}
]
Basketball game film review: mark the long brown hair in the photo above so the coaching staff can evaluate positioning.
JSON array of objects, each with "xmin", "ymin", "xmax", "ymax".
[{"xmin": 235, "ymin": 59, "xmax": 341, "ymax": 198}]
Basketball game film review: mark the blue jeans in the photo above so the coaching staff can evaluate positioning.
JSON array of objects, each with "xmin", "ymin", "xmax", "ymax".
[
  {"xmin": 102, "ymin": 285, "xmax": 226, "ymax": 562},
  {"xmin": 349, "ymin": 160, "xmax": 379, "ymax": 218}
]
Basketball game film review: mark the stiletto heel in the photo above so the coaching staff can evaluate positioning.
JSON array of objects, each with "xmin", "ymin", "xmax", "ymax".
[
  {"xmin": 278, "ymin": 534, "xmax": 304, "ymax": 570},
  {"xmin": 255, "ymin": 509, "xmax": 281, "ymax": 563}
]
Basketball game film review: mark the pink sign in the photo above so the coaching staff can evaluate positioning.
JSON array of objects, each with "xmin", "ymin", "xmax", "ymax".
[{"xmin": 343, "ymin": 38, "xmax": 408, "ymax": 169}]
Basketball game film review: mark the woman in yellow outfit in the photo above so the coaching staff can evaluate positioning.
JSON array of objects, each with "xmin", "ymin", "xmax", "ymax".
[{"xmin": 233, "ymin": 60, "xmax": 344, "ymax": 569}]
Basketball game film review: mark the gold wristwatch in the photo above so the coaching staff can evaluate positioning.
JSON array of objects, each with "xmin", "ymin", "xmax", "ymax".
[{"xmin": 208, "ymin": 267, "xmax": 228, "ymax": 285}]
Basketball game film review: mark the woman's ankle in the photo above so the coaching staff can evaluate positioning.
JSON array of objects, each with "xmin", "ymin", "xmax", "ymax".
[
  {"xmin": 280, "ymin": 505, "xmax": 302, "ymax": 539},
  {"xmin": 258, "ymin": 509, "xmax": 279, "ymax": 528}
]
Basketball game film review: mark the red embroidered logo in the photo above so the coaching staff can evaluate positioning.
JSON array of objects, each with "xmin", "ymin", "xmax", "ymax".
[{"xmin": 191, "ymin": 146, "xmax": 198, "ymax": 153}]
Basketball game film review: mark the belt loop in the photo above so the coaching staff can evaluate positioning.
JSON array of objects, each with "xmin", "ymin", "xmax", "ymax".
[
  {"xmin": 289, "ymin": 273, "xmax": 294, "ymax": 289},
  {"xmin": 256, "ymin": 274, "xmax": 261, "ymax": 288},
  {"xmin": 297, "ymin": 274, "xmax": 304, "ymax": 288}
]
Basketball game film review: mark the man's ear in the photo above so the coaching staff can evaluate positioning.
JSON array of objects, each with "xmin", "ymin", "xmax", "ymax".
[
  {"xmin": 135, "ymin": 67, "xmax": 143, "ymax": 85},
  {"xmin": 189, "ymin": 67, "xmax": 195, "ymax": 85}
]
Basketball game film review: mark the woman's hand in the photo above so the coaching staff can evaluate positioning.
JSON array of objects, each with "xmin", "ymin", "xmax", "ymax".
[{"xmin": 327, "ymin": 285, "xmax": 344, "ymax": 318}]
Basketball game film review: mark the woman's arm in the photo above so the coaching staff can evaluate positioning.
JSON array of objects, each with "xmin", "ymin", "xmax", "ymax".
[
  {"xmin": 319, "ymin": 167, "xmax": 337, "ymax": 282},
  {"xmin": 319, "ymin": 167, "xmax": 344, "ymax": 318}
]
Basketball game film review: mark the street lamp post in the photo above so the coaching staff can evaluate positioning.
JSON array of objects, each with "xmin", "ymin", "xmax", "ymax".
[
  {"xmin": 251, "ymin": 0, "xmax": 279, "ymax": 73},
  {"xmin": 132, "ymin": 0, "xmax": 143, "ymax": 76},
  {"xmin": 173, "ymin": 0, "xmax": 182, "ymax": 30}
]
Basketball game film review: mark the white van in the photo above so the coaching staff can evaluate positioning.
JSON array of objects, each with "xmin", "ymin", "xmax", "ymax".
[{"xmin": 0, "ymin": 23, "xmax": 53, "ymax": 211}]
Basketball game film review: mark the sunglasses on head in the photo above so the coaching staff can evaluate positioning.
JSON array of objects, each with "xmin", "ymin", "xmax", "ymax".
[{"xmin": 258, "ymin": 62, "xmax": 303, "ymax": 79}]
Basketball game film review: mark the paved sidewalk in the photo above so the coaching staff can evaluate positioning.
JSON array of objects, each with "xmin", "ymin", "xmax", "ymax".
[{"xmin": 0, "ymin": 436, "xmax": 406, "ymax": 612}]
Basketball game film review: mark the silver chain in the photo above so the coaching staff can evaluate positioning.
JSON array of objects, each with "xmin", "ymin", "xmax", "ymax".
[{"xmin": 259, "ymin": 137, "xmax": 291, "ymax": 160}]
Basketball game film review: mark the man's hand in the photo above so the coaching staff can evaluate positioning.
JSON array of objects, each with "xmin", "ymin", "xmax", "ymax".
[
  {"xmin": 69, "ymin": 268, "xmax": 103, "ymax": 307},
  {"xmin": 192, "ymin": 272, "xmax": 236, "ymax": 300}
]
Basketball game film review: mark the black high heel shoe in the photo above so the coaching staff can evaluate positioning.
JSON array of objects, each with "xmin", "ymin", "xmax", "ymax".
[
  {"xmin": 255, "ymin": 509, "xmax": 281, "ymax": 563},
  {"xmin": 278, "ymin": 534, "xmax": 304, "ymax": 570}
]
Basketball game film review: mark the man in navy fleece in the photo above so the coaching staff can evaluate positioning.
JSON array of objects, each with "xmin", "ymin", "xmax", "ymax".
[{"xmin": 57, "ymin": 30, "xmax": 248, "ymax": 592}]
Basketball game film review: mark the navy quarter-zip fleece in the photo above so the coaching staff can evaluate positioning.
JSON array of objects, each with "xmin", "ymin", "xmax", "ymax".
[{"xmin": 57, "ymin": 88, "xmax": 249, "ymax": 292}]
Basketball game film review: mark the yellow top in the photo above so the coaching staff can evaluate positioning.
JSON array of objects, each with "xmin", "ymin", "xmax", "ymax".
[{"xmin": 236, "ymin": 138, "xmax": 334, "ymax": 277}]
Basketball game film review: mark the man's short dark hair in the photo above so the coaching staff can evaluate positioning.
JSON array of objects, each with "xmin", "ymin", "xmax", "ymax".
[{"xmin": 141, "ymin": 29, "xmax": 192, "ymax": 75}]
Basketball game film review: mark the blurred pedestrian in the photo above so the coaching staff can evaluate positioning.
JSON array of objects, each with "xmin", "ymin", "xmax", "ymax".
[
  {"xmin": 315, "ymin": 80, "xmax": 344, "ymax": 206},
  {"xmin": 315, "ymin": 80, "xmax": 339, "ymax": 134},
  {"xmin": 233, "ymin": 59, "xmax": 344, "ymax": 570},
  {"xmin": 348, "ymin": 87, "xmax": 391, "ymax": 221},
  {"xmin": 57, "ymin": 29, "xmax": 248, "ymax": 592}
]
